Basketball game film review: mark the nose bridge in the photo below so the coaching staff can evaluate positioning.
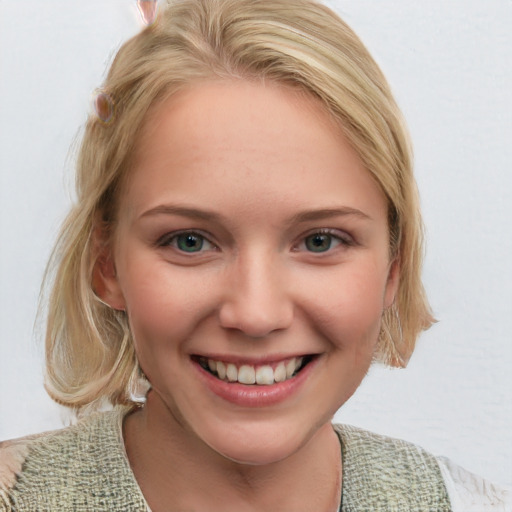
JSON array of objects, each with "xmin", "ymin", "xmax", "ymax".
[{"xmin": 218, "ymin": 247, "xmax": 293, "ymax": 337}]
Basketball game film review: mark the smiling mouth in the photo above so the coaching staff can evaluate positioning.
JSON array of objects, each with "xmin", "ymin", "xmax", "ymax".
[{"xmin": 195, "ymin": 355, "xmax": 314, "ymax": 385}]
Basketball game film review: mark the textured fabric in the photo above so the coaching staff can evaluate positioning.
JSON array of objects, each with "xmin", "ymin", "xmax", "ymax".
[
  {"xmin": 1, "ymin": 408, "xmax": 510, "ymax": 511},
  {"xmin": 0, "ymin": 409, "xmax": 149, "ymax": 511},
  {"xmin": 334, "ymin": 424, "xmax": 451, "ymax": 511}
]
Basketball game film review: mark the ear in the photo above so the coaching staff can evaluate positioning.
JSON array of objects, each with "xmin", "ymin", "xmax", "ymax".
[
  {"xmin": 383, "ymin": 257, "xmax": 400, "ymax": 309},
  {"xmin": 91, "ymin": 225, "xmax": 126, "ymax": 311}
]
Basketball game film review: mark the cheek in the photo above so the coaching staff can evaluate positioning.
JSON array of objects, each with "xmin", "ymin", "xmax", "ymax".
[
  {"xmin": 118, "ymin": 261, "xmax": 215, "ymax": 345},
  {"xmin": 303, "ymin": 263, "xmax": 388, "ymax": 347},
  {"xmin": 122, "ymin": 279, "xmax": 209, "ymax": 385}
]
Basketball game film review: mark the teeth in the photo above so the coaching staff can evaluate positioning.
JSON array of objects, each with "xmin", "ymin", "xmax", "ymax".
[
  {"xmin": 226, "ymin": 363, "xmax": 238, "ymax": 382},
  {"xmin": 274, "ymin": 362, "xmax": 286, "ymax": 383},
  {"xmin": 238, "ymin": 365, "xmax": 256, "ymax": 385},
  {"xmin": 286, "ymin": 358, "xmax": 298, "ymax": 378},
  {"xmin": 217, "ymin": 361, "xmax": 226, "ymax": 380},
  {"xmin": 202, "ymin": 356, "xmax": 306, "ymax": 385},
  {"xmin": 255, "ymin": 365, "xmax": 274, "ymax": 385}
]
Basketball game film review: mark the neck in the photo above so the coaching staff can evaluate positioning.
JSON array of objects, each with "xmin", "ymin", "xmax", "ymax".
[{"xmin": 123, "ymin": 392, "xmax": 342, "ymax": 512}]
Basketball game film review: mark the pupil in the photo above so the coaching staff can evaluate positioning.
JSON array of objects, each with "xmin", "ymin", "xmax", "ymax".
[
  {"xmin": 307, "ymin": 234, "xmax": 331, "ymax": 252},
  {"xmin": 178, "ymin": 234, "xmax": 203, "ymax": 252}
]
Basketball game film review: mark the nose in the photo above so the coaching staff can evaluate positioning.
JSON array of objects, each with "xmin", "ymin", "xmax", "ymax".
[{"xmin": 218, "ymin": 252, "xmax": 294, "ymax": 338}]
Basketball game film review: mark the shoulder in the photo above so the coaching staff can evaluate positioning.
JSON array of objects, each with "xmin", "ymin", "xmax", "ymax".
[
  {"xmin": 0, "ymin": 433, "xmax": 42, "ymax": 506},
  {"xmin": 333, "ymin": 424, "xmax": 511, "ymax": 511},
  {"xmin": 333, "ymin": 422, "xmax": 438, "ymax": 464},
  {"xmin": 436, "ymin": 455, "xmax": 511, "ymax": 511},
  {"xmin": 334, "ymin": 423, "xmax": 451, "ymax": 510},
  {"xmin": 0, "ymin": 407, "xmax": 148, "ymax": 511}
]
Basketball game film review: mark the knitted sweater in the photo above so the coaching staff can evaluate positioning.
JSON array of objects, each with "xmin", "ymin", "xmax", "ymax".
[{"xmin": 0, "ymin": 408, "xmax": 509, "ymax": 511}]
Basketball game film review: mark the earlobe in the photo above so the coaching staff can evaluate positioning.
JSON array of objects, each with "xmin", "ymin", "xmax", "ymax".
[
  {"xmin": 91, "ymin": 227, "xmax": 126, "ymax": 311},
  {"xmin": 384, "ymin": 258, "xmax": 400, "ymax": 309}
]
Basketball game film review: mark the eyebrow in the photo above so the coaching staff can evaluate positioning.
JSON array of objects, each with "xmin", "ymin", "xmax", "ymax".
[
  {"xmin": 289, "ymin": 207, "xmax": 371, "ymax": 223},
  {"xmin": 139, "ymin": 204, "xmax": 371, "ymax": 223},
  {"xmin": 139, "ymin": 205, "xmax": 225, "ymax": 222}
]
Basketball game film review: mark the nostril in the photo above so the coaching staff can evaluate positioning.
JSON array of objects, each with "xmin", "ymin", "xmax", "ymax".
[
  {"xmin": 218, "ymin": 299, "xmax": 294, "ymax": 338},
  {"xmin": 218, "ymin": 315, "xmax": 291, "ymax": 338}
]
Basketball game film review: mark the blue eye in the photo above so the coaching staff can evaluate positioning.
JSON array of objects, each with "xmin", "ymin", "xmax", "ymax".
[
  {"xmin": 159, "ymin": 231, "xmax": 215, "ymax": 253},
  {"xmin": 176, "ymin": 233, "xmax": 205, "ymax": 252},
  {"xmin": 299, "ymin": 230, "xmax": 352, "ymax": 254},
  {"xmin": 305, "ymin": 233, "xmax": 335, "ymax": 252}
]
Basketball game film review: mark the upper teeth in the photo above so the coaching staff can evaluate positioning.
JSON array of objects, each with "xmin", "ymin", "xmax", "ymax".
[{"xmin": 202, "ymin": 357, "xmax": 304, "ymax": 385}]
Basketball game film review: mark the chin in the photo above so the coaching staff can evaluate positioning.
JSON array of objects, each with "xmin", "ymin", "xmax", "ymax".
[
  {"xmin": 197, "ymin": 417, "xmax": 322, "ymax": 467},
  {"xmin": 209, "ymin": 436, "xmax": 299, "ymax": 466}
]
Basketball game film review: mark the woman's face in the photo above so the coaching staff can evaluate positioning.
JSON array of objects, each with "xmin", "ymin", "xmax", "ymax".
[{"xmin": 101, "ymin": 80, "xmax": 399, "ymax": 465}]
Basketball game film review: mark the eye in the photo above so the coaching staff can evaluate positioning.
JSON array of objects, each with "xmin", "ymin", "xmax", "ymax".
[
  {"xmin": 304, "ymin": 233, "xmax": 336, "ymax": 252},
  {"xmin": 159, "ymin": 231, "xmax": 216, "ymax": 253},
  {"xmin": 297, "ymin": 230, "xmax": 353, "ymax": 254}
]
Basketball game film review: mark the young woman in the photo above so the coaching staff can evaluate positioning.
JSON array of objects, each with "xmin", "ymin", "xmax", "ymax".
[{"xmin": 1, "ymin": 0, "xmax": 510, "ymax": 510}]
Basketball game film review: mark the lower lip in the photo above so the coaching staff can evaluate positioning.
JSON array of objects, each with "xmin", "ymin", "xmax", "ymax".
[{"xmin": 193, "ymin": 357, "xmax": 318, "ymax": 407}]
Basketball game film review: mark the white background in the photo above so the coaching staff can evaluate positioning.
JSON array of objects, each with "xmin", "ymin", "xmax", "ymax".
[{"xmin": 1, "ymin": 0, "xmax": 511, "ymax": 487}]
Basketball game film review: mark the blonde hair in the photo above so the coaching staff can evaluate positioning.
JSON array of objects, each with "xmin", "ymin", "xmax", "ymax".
[{"xmin": 44, "ymin": 0, "xmax": 434, "ymax": 411}]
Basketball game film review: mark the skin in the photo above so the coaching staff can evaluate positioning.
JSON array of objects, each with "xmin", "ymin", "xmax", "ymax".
[{"xmin": 96, "ymin": 79, "xmax": 399, "ymax": 511}]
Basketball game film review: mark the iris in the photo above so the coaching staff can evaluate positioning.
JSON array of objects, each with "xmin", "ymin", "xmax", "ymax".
[
  {"xmin": 176, "ymin": 233, "xmax": 204, "ymax": 252},
  {"xmin": 305, "ymin": 233, "xmax": 333, "ymax": 252}
]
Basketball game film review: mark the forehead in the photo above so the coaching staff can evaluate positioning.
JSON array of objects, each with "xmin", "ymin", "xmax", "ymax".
[
  {"xmin": 133, "ymin": 79, "xmax": 340, "ymax": 165},
  {"xmin": 123, "ymin": 79, "xmax": 387, "ymax": 223}
]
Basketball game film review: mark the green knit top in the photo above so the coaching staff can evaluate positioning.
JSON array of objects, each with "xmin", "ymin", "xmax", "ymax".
[{"xmin": 0, "ymin": 408, "xmax": 453, "ymax": 511}]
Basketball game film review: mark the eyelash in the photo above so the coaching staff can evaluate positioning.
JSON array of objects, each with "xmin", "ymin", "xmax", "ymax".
[{"xmin": 157, "ymin": 228, "xmax": 353, "ymax": 255}]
